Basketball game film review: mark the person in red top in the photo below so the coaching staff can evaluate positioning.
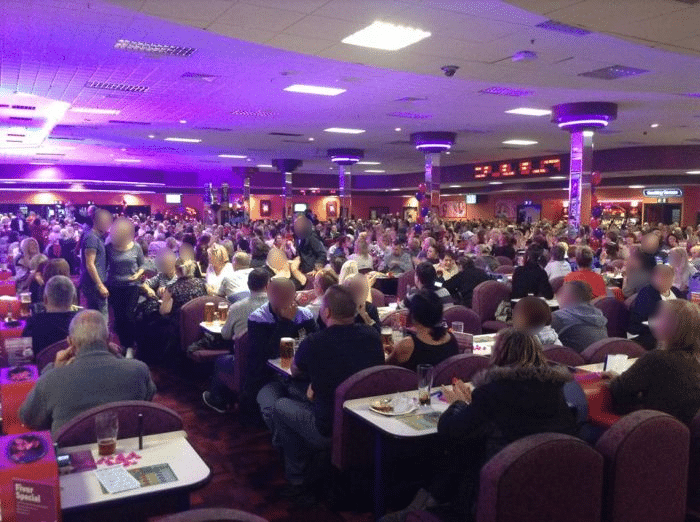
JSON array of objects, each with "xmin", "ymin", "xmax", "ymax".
[{"xmin": 564, "ymin": 246, "xmax": 607, "ymax": 299}]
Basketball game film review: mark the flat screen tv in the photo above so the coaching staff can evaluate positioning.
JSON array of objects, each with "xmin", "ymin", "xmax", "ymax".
[
  {"xmin": 165, "ymin": 194, "xmax": 182, "ymax": 204},
  {"xmin": 293, "ymin": 203, "xmax": 308, "ymax": 213}
]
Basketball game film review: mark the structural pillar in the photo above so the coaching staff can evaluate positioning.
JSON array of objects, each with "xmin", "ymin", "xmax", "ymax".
[
  {"xmin": 243, "ymin": 176, "xmax": 251, "ymax": 221},
  {"xmin": 411, "ymin": 131, "xmax": 456, "ymax": 216},
  {"xmin": 273, "ymin": 159, "xmax": 303, "ymax": 220},
  {"xmin": 328, "ymin": 148, "xmax": 363, "ymax": 220},
  {"xmin": 424, "ymin": 152, "xmax": 442, "ymax": 208}
]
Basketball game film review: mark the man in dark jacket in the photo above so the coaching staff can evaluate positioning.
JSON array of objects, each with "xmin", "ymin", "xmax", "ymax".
[
  {"xmin": 628, "ymin": 264, "xmax": 684, "ymax": 349},
  {"xmin": 510, "ymin": 246, "xmax": 553, "ymax": 299},
  {"xmin": 551, "ymin": 281, "xmax": 608, "ymax": 353},
  {"xmin": 294, "ymin": 216, "xmax": 327, "ymax": 274},
  {"xmin": 445, "ymin": 257, "xmax": 490, "ymax": 307},
  {"xmin": 22, "ymin": 275, "xmax": 77, "ymax": 356}
]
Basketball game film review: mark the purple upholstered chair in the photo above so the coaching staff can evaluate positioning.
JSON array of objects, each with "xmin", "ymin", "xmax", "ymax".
[
  {"xmin": 158, "ymin": 508, "xmax": 268, "ymax": 522},
  {"xmin": 495, "ymin": 256, "xmax": 513, "ymax": 267},
  {"xmin": 596, "ymin": 410, "xmax": 689, "ymax": 522},
  {"xmin": 624, "ymin": 293, "xmax": 638, "ymax": 310},
  {"xmin": 371, "ymin": 287, "xmax": 386, "ymax": 308},
  {"xmin": 471, "ymin": 281, "xmax": 510, "ymax": 333},
  {"xmin": 432, "ymin": 354, "xmax": 490, "ymax": 386},
  {"xmin": 443, "ymin": 305, "xmax": 482, "ymax": 335},
  {"xmin": 593, "ymin": 296, "xmax": 630, "ymax": 338},
  {"xmin": 55, "ymin": 401, "xmax": 183, "ymax": 447},
  {"xmin": 232, "ymin": 331, "xmax": 250, "ymax": 395},
  {"xmin": 687, "ymin": 410, "xmax": 700, "ymax": 515},
  {"xmin": 397, "ymin": 270, "xmax": 416, "ymax": 301},
  {"xmin": 580, "ymin": 338, "xmax": 646, "ymax": 364},
  {"xmin": 332, "ymin": 366, "xmax": 416, "ymax": 471},
  {"xmin": 550, "ymin": 276, "xmax": 566, "ymax": 295},
  {"xmin": 36, "ymin": 340, "xmax": 123, "ymax": 374},
  {"xmin": 180, "ymin": 295, "xmax": 229, "ymax": 363},
  {"xmin": 380, "ymin": 309, "xmax": 410, "ymax": 328},
  {"xmin": 542, "ymin": 344, "xmax": 586, "ymax": 367},
  {"xmin": 494, "ymin": 265, "xmax": 515, "ymax": 275}
]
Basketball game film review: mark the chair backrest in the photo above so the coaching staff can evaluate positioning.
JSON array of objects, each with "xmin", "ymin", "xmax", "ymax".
[
  {"xmin": 233, "ymin": 331, "xmax": 251, "ymax": 394},
  {"xmin": 36, "ymin": 339, "xmax": 69, "ymax": 373},
  {"xmin": 432, "ymin": 354, "xmax": 490, "ymax": 386},
  {"xmin": 687, "ymin": 410, "xmax": 700, "ymax": 511},
  {"xmin": 332, "ymin": 366, "xmax": 416, "ymax": 471},
  {"xmin": 550, "ymin": 276, "xmax": 566, "ymax": 295},
  {"xmin": 179, "ymin": 295, "xmax": 228, "ymax": 351},
  {"xmin": 581, "ymin": 338, "xmax": 646, "ymax": 364},
  {"xmin": 542, "ymin": 344, "xmax": 586, "ymax": 367},
  {"xmin": 158, "ymin": 508, "xmax": 268, "ymax": 522},
  {"xmin": 55, "ymin": 400, "xmax": 183, "ymax": 447},
  {"xmin": 476, "ymin": 433, "xmax": 603, "ymax": 522},
  {"xmin": 494, "ymin": 265, "xmax": 515, "ymax": 275},
  {"xmin": 397, "ymin": 270, "xmax": 416, "ymax": 300},
  {"xmin": 611, "ymin": 259, "xmax": 625, "ymax": 270},
  {"xmin": 624, "ymin": 293, "xmax": 638, "ymax": 310},
  {"xmin": 495, "ymin": 256, "xmax": 513, "ymax": 266},
  {"xmin": 471, "ymin": 281, "xmax": 511, "ymax": 323},
  {"xmin": 443, "ymin": 305, "xmax": 482, "ymax": 335},
  {"xmin": 595, "ymin": 410, "xmax": 689, "ymax": 522},
  {"xmin": 0, "ymin": 298, "xmax": 20, "ymax": 317},
  {"xmin": 370, "ymin": 287, "xmax": 386, "ymax": 308},
  {"xmin": 380, "ymin": 309, "xmax": 409, "ymax": 328},
  {"xmin": 593, "ymin": 297, "xmax": 630, "ymax": 338}
]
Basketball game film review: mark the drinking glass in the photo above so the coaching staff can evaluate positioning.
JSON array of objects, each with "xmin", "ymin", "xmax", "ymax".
[
  {"xmin": 381, "ymin": 327, "xmax": 393, "ymax": 351},
  {"xmin": 279, "ymin": 337, "xmax": 295, "ymax": 369},
  {"xmin": 391, "ymin": 315, "xmax": 403, "ymax": 344},
  {"xmin": 417, "ymin": 364, "xmax": 433, "ymax": 407},
  {"xmin": 19, "ymin": 292, "xmax": 31, "ymax": 317},
  {"xmin": 451, "ymin": 321, "xmax": 464, "ymax": 333},
  {"xmin": 203, "ymin": 302, "xmax": 215, "ymax": 323},
  {"xmin": 217, "ymin": 302, "xmax": 228, "ymax": 322},
  {"xmin": 95, "ymin": 411, "xmax": 119, "ymax": 456}
]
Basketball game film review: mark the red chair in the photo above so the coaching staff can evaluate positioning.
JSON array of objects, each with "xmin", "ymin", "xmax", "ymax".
[
  {"xmin": 332, "ymin": 366, "xmax": 416, "ymax": 471},
  {"xmin": 687, "ymin": 410, "xmax": 700, "ymax": 515},
  {"xmin": 0, "ymin": 270, "xmax": 12, "ymax": 281},
  {"xmin": 179, "ymin": 295, "xmax": 229, "ymax": 363},
  {"xmin": 495, "ymin": 256, "xmax": 513, "ymax": 267},
  {"xmin": 596, "ymin": 410, "xmax": 689, "ymax": 522},
  {"xmin": 55, "ymin": 400, "xmax": 183, "ymax": 447},
  {"xmin": 550, "ymin": 276, "xmax": 566, "ymax": 295},
  {"xmin": 471, "ymin": 281, "xmax": 510, "ymax": 333},
  {"xmin": 443, "ymin": 305, "xmax": 482, "ymax": 335},
  {"xmin": 542, "ymin": 344, "xmax": 586, "ymax": 367},
  {"xmin": 370, "ymin": 287, "xmax": 386, "ymax": 308},
  {"xmin": 36, "ymin": 339, "xmax": 69, "ymax": 373},
  {"xmin": 158, "ymin": 509, "xmax": 268, "ymax": 522},
  {"xmin": 494, "ymin": 265, "xmax": 514, "ymax": 275},
  {"xmin": 581, "ymin": 338, "xmax": 646, "ymax": 364},
  {"xmin": 432, "ymin": 354, "xmax": 490, "ymax": 386},
  {"xmin": 593, "ymin": 296, "xmax": 630, "ymax": 338}
]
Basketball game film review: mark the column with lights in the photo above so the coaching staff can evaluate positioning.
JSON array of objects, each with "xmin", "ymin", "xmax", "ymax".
[
  {"xmin": 273, "ymin": 159, "xmax": 303, "ymax": 220},
  {"xmin": 328, "ymin": 148, "xmax": 364, "ymax": 220},
  {"xmin": 551, "ymin": 102, "xmax": 617, "ymax": 232},
  {"xmin": 410, "ymin": 132, "xmax": 456, "ymax": 221}
]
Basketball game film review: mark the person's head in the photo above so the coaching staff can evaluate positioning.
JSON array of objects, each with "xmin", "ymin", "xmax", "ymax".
[
  {"xmin": 651, "ymin": 300, "xmax": 700, "ymax": 354},
  {"xmin": 414, "ymin": 261, "xmax": 437, "ymax": 290},
  {"xmin": 175, "ymin": 258, "xmax": 197, "ymax": 278},
  {"xmin": 343, "ymin": 273, "xmax": 369, "ymax": 306},
  {"xmin": 208, "ymin": 243, "xmax": 229, "ymax": 271},
  {"xmin": 93, "ymin": 208, "xmax": 113, "ymax": 234},
  {"xmin": 266, "ymin": 247, "xmax": 289, "ymax": 272},
  {"xmin": 294, "ymin": 216, "xmax": 312, "ymax": 238},
  {"xmin": 68, "ymin": 310, "xmax": 109, "ymax": 352},
  {"xmin": 156, "ymin": 249, "xmax": 177, "ymax": 276},
  {"xmin": 42, "ymin": 258, "xmax": 70, "ymax": 283},
  {"xmin": 523, "ymin": 246, "xmax": 542, "ymax": 266},
  {"xmin": 232, "ymin": 251, "xmax": 251, "ymax": 271},
  {"xmin": 667, "ymin": 246, "xmax": 689, "ymax": 269},
  {"xmin": 20, "ymin": 237, "xmax": 39, "ymax": 257},
  {"xmin": 426, "ymin": 245, "xmax": 439, "ymax": 260},
  {"xmin": 313, "ymin": 268, "xmax": 338, "ymax": 297},
  {"xmin": 512, "ymin": 296, "xmax": 552, "ymax": 331},
  {"xmin": 667, "ymin": 233, "xmax": 678, "ymax": 247},
  {"xmin": 550, "ymin": 244, "xmax": 566, "ymax": 262},
  {"xmin": 320, "ymin": 285, "xmax": 357, "ymax": 327},
  {"xmin": 267, "ymin": 277, "xmax": 296, "ymax": 313},
  {"xmin": 457, "ymin": 256, "xmax": 475, "ymax": 271},
  {"xmin": 489, "ymin": 328, "xmax": 546, "ymax": 369},
  {"xmin": 247, "ymin": 268, "xmax": 270, "ymax": 293},
  {"xmin": 442, "ymin": 251, "xmax": 455, "ymax": 270},
  {"xmin": 691, "ymin": 245, "xmax": 700, "ymax": 260},
  {"xmin": 43, "ymin": 275, "xmax": 76, "ymax": 312},
  {"xmin": 29, "ymin": 253, "xmax": 48, "ymax": 273},
  {"xmin": 641, "ymin": 233, "xmax": 660, "ymax": 255},
  {"xmin": 391, "ymin": 240, "xmax": 403, "ymax": 257},
  {"xmin": 109, "ymin": 217, "xmax": 135, "ymax": 247},
  {"xmin": 651, "ymin": 264, "xmax": 675, "ymax": 294},
  {"xmin": 338, "ymin": 259, "xmax": 359, "ymax": 284},
  {"xmin": 557, "ymin": 280, "xmax": 593, "ymax": 308},
  {"xmin": 575, "ymin": 246, "xmax": 594, "ymax": 269},
  {"xmin": 406, "ymin": 289, "xmax": 446, "ymax": 341}
]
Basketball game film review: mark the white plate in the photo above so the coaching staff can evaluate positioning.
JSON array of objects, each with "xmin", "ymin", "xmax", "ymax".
[{"xmin": 369, "ymin": 400, "xmax": 417, "ymax": 417}]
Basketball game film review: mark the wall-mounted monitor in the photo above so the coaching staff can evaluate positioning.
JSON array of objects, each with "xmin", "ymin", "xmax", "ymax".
[
  {"xmin": 165, "ymin": 194, "xmax": 182, "ymax": 204},
  {"xmin": 465, "ymin": 194, "xmax": 477, "ymax": 204},
  {"xmin": 293, "ymin": 203, "xmax": 308, "ymax": 213}
]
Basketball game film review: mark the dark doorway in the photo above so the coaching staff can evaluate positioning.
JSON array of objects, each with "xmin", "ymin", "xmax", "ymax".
[{"xmin": 643, "ymin": 203, "xmax": 682, "ymax": 225}]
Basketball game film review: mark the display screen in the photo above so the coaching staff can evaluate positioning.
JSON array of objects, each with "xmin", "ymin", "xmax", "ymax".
[
  {"xmin": 465, "ymin": 194, "xmax": 477, "ymax": 204},
  {"xmin": 165, "ymin": 194, "xmax": 182, "ymax": 204},
  {"xmin": 293, "ymin": 203, "xmax": 308, "ymax": 213}
]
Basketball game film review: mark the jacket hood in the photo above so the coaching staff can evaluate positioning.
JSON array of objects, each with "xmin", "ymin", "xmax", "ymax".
[
  {"xmin": 474, "ymin": 364, "xmax": 572, "ymax": 388},
  {"xmin": 557, "ymin": 303, "xmax": 608, "ymax": 328}
]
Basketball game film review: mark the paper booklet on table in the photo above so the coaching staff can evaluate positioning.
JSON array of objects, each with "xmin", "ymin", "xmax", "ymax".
[
  {"xmin": 605, "ymin": 354, "xmax": 633, "ymax": 374},
  {"xmin": 3, "ymin": 337, "xmax": 33, "ymax": 366}
]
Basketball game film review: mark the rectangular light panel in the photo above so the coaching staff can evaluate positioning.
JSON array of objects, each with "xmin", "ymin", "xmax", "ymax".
[
  {"xmin": 70, "ymin": 107, "xmax": 121, "ymax": 115},
  {"xmin": 324, "ymin": 127, "xmax": 365, "ymax": 134},
  {"xmin": 342, "ymin": 21, "xmax": 431, "ymax": 51},
  {"xmin": 503, "ymin": 139, "xmax": 538, "ymax": 145},
  {"xmin": 505, "ymin": 108, "xmax": 551, "ymax": 117},
  {"xmin": 284, "ymin": 84, "xmax": 346, "ymax": 96},
  {"xmin": 218, "ymin": 154, "xmax": 247, "ymax": 159},
  {"xmin": 165, "ymin": 137, "xmax": 202, "ymax": 143}
]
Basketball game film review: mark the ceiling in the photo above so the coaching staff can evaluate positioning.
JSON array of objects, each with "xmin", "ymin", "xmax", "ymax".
[{"xmin": 2, "ymin": 0, "xmax": 700, "ymax": 180}]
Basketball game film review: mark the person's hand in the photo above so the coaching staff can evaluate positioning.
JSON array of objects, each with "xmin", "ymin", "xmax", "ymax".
[
  {"xmin": 128, "ymin": 273, "xmax": 140, "ymax": 281},
  {"xmin": 98, "ymin": 285, "xmax": 109, "ymax": 298},
  {"xmin": 279, "ymin": 303, "xmax": 298, "ymax": 321},
  {"xmin": 441, "ymin": 379, "xmax": 472, "ymax": 405},
  {"xmin": 306, "ymin": 383, "xmax": 315, "ymax": 402},
  {"xmin": 290, "ymin": 257, "xmax": 301, "ymax": 271},
  {"xmin": 157, "ymin": 286, "xmax": 166, "ymax": 298},
  {"xmin": 54, "ymin": 346, "xmax": 75, "ymax": 368},
  {"xmin": 600, "ymin": 370, "xmax": 619, "ymax": 381},
  {"xmin": 145, "ymin": 287, "xmax": 157, "ymax": 299},
  {"xmin": 206, "ymin": 284, "xmax": 217, "ymax": 295}
]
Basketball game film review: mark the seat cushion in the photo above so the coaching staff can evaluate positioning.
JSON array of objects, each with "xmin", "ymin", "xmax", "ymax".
[{"xmin": 482, "ymin": 320, "xmax": 510, "ymax": 333}]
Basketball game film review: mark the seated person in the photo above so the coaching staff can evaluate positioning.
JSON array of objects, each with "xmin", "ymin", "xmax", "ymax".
[
  {"xmin": 512, "ymin": 296, "xmax": 561, "ymax": 346},
  {"xmin": 30, "ymin": 258, "xmax": 72, "ymax": 313},
  {"xmin": 435, "ymin": 251, "xmax": 459, "ymax": 282},
  {"xmin": 551, "ymin": 281, "xmax": 608, "ymax": 353},
  {"xmin": 19, "ymin": 310, "xmax": 156, "ymax": 435},
  {"xmin": 511, "ymin": 246, "xmax": 553, "ymax": 299},
  {"xmin": 381, "ymin": 241, "xmax": 414, "ymax": 275},
  {"xmin": 628, "ymin": 264, "xmax": 684, "ymax": 350},
  {"xmin": 444, "ymin": 256, "xmax": 490, "ymax": 307},
  {"xmin": 413, "ymin": 261, "xmax": 454, "ymax": 305},
  {"xmin": 205, "ymin": 243, "xmax": 234, "ymax": 295},
  {"xmin": 343, "ymin": 273, "xmax": 381, "ymax": 332},
  {"xmin": 564, "ymin": 246, "xmax": 607, "ymax": 299},
  {"xmin": 272, "ymin": 285, "xmax": 384, "ymax": 495},
  {"xmin": 160, "ymin": 259, "xmax": 208, "ymax": 319},
  {"xmin": 305, "ymin": 268, "xmax": 339, "ymax": 319},
  {"xmin": 387, "ymin": 289, "xmax": 458, "ymax": 371},
  {"xmin": 141, "ymin": 249, "xmax": 178, "ymax": 299},
  {"xmin": 609, "ymin": 299, "xmax": 700, "ymax": 425},
  {"xmin": 622, "ymin": 250, "xmax": 656, "ymax": 298},
  {"xmin": 23, "ymin": 275, "xmax": 78, "ymax": 356},
  {"xmin": 202, "ymin": 268, "xmax": 270, "ymax": 413},
  {"xmin": 264, "ymin": 247, "xmax": 307, "ymax": 291},
  {"xmin": 544, "ymin": 244, "xmax": 572, "ymax": 281},
  {"xmin": 219, "ymin": 251, "xmax": 254, "ymax": 301}
]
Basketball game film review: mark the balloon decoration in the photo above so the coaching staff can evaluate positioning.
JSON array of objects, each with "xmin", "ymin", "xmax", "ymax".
[
  {"xmin": 421, "ymin": 206, "xmax": 429, "ymax": 217},
  {"xmin": 417, "ymin": 183, "xmax": 427, "ymax": 193},
  {"xmin": 591, "ymin": 206, "xmax": 603, "ymax": 219},
  {"xmin": 591, "ymin": 171, "xmax": 602, "ymax": 186},
  {"xmin": 415, "ymin": 192, "xmax": 424, "ymax": 201},
  {"xmin": 414, "ymin": 224, "xmax": 422, "ymax": 234}
]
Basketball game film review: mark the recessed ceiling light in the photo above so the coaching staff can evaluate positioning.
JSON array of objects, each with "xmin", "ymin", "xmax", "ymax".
[
  {"xmin": 357, "ymin": 161, "xmax": 380, "ymax": 165},
  {"xmin": 550, "ymin": 176, "xmax": 566, "ymax": 180},
  {"xmin": 505, "ymin": 108, "xmax": 551, "ymax": 117},
  {"xmin": 490, "ymin": 181, "xmax": 503, "ymax": 185},
  {"xmin": 257, "ymin": 164, "xmax": 273, "ymax": 168},
  {"xmin": 120, "ymin": 148, "xmax": 127, "ymax": 151},
  {"xmin": 395, "ymin": 127, "xmax": 402, "ymax": 132},
  {"xmin": 342, "ymin": 21, "xmax": 431, "ymax": 51},
  {"xmin": 70, "ymin": 107, "xmax": 121, "ymax": 115},
  {"xmin": 364, "ymin": 169, "xmax": 385, "ymax": 173},
  {"xmin": 148, "ymin": 134, "xmax": 155, "ymax": 139},
  {"xmin": 449, "ymin": 185, "xmax": 460, "ymax": 188},
  {"xmin": 218, "ymin": 154, "xmax": 247, "ymax": 159},
  {"xmin": 284, "ymin": 84, "xmax": 346, "ymax": 96},
  {"xmin": 308, "ymin": 137, "xmax": 314, "ymax": 141},
  {"xmin": 650, "ymin": 123, "xmax": 659, "ymax": 128},
  {"xmin": 445, "ymin": 151, "xmax": 451, "ymax": 155},
  {"xmin": 503, "ymin": 139, "xmax": 538, "ymax": 146},
  {"xmin": 165, "ymin": 137, "xmax": 201, "ymax": 143},
  {"xmin": 687, "ymin": 170, "xmax": 700, "ymax": 174},
  {"xmin": 115, "ymin": 158, "xmax": 141, "ymax": 163},
  {"xmin": 179, "ymin": 119, "xmax": 187, "ymax": 124},
  {"xmin": 324, "ymin": 127, "xmax": 365, "ymax": 134},
  {"xmin": 629, "ymin": 185, "xmax": 645, "ymax": 188}
]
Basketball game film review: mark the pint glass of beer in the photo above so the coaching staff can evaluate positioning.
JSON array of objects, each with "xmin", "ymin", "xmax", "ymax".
[
  {"xmin": 280, "ymin": 337, "xmax": 295, "ymax": 369},
  {"xmin": 19, "ymin": 292, "xmax": 31, "ymax": 317},
  {"xmin": 217, "ymin": 302, "xmax": 229, "ymax": 322},
  {"xmin": 204, "ymin": 301, "xmax": 215, "ymax": 323},
  {"xmin": 95, "ymin": 411, "xmax": 119, "ymax": 456}
]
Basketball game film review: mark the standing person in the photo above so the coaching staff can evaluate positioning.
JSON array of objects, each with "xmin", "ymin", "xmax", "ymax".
[
  {"xmin": 79, "ymin": 208, "xmax": 113, "ymax": 317},
  {"xmin": 106, "ymin": 218, "xmax": 145, "ymax": 356},
  {"xmin": 668, "ymin": 246, "xmax": 697, "ymax": 295},
  {"xmin": 294, "ymin": 216, "xmax": 327, "ymax": 275}
]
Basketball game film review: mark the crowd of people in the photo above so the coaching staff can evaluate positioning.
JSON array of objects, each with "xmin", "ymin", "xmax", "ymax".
[{"xmin": 3, "ymin": 206, "xmax": 700, "ymax": 519}]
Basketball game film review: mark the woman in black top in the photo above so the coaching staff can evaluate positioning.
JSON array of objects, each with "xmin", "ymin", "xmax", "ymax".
[
  {"xmin": 510, "ymin": 246, "xmax": 553, "ymax": 299},
  {"xmin": 386, "ymin": 289, "xmax": 458, "ymax": 371}
]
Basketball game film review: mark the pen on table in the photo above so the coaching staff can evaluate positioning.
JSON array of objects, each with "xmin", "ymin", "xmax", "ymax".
[{"xmin": 137, "ymin": 413, "xmax": 144, "ymax": 450}]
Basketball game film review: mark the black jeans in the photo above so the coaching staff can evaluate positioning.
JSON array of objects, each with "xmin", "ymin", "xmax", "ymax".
[{"xmin": 108, "ymin": 285, "xmax": 140, "ymax": 349}]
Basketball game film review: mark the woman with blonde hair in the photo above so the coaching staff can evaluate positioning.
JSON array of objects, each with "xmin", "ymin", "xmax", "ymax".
[
  {"xmin": 205, "ymin": 243, "xmax": 234, "ymax": 295},
  {"xmin": 349, "ymin": 232, "xmax": 374, "ymax": 271},
  {"xmin": 14, "ymin": 237, "xmax": 40, "ymax": 291},
  {"xmin": 667, "ymin": 246, "xmax": 696, "ymax": 294},
  {"xmin": 609, "ymin": 300, "xmax": 700, "ymax": 425}
]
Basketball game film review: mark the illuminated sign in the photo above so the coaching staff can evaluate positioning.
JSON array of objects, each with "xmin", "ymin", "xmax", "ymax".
[
  {"xmin": 643, "ymin": 188, "xmax": 683, "ymax": 198},
  {"xmin": 465, "ymin": 194, "xmax": 477, "ymax": 204},
  {"xmin": 473, "ymin": 157, "xmax": 562, "ymax": 179}
]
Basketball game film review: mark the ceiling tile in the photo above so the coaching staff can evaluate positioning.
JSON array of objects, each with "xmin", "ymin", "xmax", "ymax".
[
  {"xmin": 141, "ymin": 0, "xmax": 234, "ymax": 24},
  {"xmin": 214, "ymin": 2, "xmax": 306, "ymax": 32}
]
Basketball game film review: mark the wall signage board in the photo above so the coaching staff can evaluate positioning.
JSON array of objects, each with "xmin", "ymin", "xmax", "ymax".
[{"xmin": 643, "ymin": 188, "xmax": 683, "ymax": 198}]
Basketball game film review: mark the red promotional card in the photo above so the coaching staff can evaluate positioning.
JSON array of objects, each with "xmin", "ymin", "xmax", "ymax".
[
  {"xmin": 13, "ymin": 479, "xmax": 59, "ymax": 522},
  {"xmin": 0, "ymin": 365, "xmax": 39, "ymax": 435}
]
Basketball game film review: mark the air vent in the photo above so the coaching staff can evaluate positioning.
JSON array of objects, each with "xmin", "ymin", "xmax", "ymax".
[
  {"xmin": 281, "ymin": 139, "xmax": 312, "ymax": 144},
  {"xmin": 597, "ymin": 129, "xmax": 622, "ymax": 135},
  {"xmin": 194, "ymin": 126, "xmax": 233, "ymax": 132},
  {"xmin": 269, "ymin": 132, "xmax": 303, "ymax": 137},
  {"xmin": 114, "ymin": 39, "xmax": 196, "ymax": 57},
  {"xmin": 536, "ymin": 20, "xmax": 591, "ymax": 36},
  {"xmin": 48, "ymin": 136, "xmax": 84, "ymax": 141},
  {"xmin": 108, "ymin": 120, "xmax": 151, "ymax": 125},
  {"xmin": 198, "ymin": 159, "xmax": 221, "ymax": 163},
  {"xmin": 11, "ymin": 105, "xmax": 36, "ymax": 111},
  {"xmin": 683, "ymin": 93, "xmax": 700, "ymax": 98},
  {"xmin": 578, "ymin": 65, "xmax": 649, "ymax": 80},
  {"xmin": 232, "ymin": 108, "xmax": 276, "ymax": 117},
  {"xmin": 7, "ymin": 133, "xmax": 25, "ymax": 137},
  {"xmin": 9, "ymin": 117, "xmax": 32, "ymax": 122},
  {"xmin": 386, "ymin": 111, "xmax": 432, "ymax": 119},
  {"xmin": 387, "ymin": 140, "xmax": 411, "ymax": 145},
  {"xmin": 35, "ymin": 152, "xmax": 66, "ymax": 156},
  {"xmin": 459, "ymin": 128, "xmax": 491, "ymax": 135},
  {"xmin": 675, "ymin": 0, "xmax": 699, "ymax": 4},
  {"xmin": 478, "ymin": 86, "xmax": 533, "ymax": 97},
  {"xmin": 85, "ymin": 81, "xmax": 149, "ymax": 93},
  {"xmin": 181, "ymin": 72, "xmax": 217, "ymax": 82},
  {"xmin": 619, "ymin": 141, "xmax": 645, "ymax": 146},
  {"xmin": 395, "ymin": 96, "xmax": 428, "ymax": 103},
  {"xmin": 685, "ymin": 138, "xmax": 700, "ymax": 143}
]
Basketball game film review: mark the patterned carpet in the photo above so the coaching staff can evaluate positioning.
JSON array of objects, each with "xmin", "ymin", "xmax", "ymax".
[{"xmin": 149, "ymin": 365, "xmax": 374, "ymax": 522}]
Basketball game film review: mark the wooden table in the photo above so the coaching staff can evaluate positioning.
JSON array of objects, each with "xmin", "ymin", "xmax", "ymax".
[
  {"xmin": 344, "ymin": 391, "xmax": 449, "ymax": 515},
  {"xmin": 59, "ymin": 431, "xmax": 210, "ymax": 518}
]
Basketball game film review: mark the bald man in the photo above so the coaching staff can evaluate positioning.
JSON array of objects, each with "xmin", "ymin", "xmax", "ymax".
[
  {"xmin": 242, "ymin": 278, "xmax": 317, "ymax": 414},
  {"xmin": 293, "ymin": 216, "xmax": 327, "ymax": 274}
]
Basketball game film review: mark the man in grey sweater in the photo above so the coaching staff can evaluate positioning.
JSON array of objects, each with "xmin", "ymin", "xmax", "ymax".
[
  {"xmin": 551, "ymin": 281, "xmax": 608, "ymax": 353},
  {"xmin": 20, "ymin": 310, "xmax": 156, "ymax": 436}
]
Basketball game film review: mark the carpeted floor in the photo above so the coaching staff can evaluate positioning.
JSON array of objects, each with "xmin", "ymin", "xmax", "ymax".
[{"xmin": 149, "ymin": 366, "xmax": 374, "ymax": 522}]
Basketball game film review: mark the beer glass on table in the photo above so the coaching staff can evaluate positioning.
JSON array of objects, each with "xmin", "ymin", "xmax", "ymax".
[
  {"xmin": 95, "ymin": 411, "xmax": 119, "ymax": 456},
  {"xmin": 204, "ymin": 301, "xmax": 215, "ymax": 323},
  {"xmin": 451, "ymin": 321, "xmax": 464, "ymax": 334},
  {"xmin": 417, "ymin": 364, "xmax": 433, "ymax": 407},
  {"xmin": 217, "ymin": 302, "xmax": 228, "ymax": 322},
  {"xmin": 19, "ymin": 292, "xmax": 31, "ymax": 317},
  {"xmin": 279, "ymin": 337, "xmax": 295, "ymax": 370}
]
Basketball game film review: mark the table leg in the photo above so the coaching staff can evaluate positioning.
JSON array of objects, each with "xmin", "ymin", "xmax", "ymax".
[{"xmin": 374, "ymin": 431, "xmax": 387, "ymax": 517}]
